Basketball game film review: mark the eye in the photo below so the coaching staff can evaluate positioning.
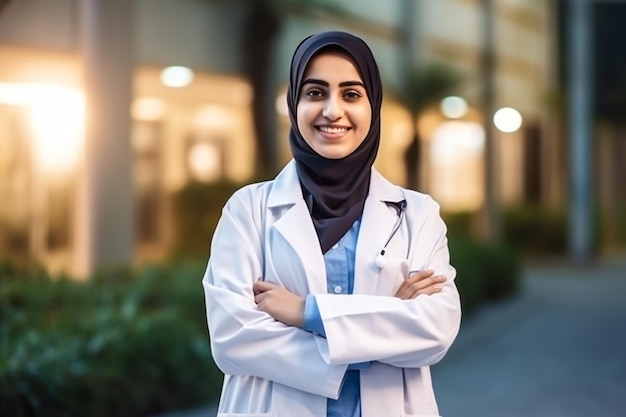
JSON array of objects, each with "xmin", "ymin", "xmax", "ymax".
[
  {"xmin": 344, "ymin": 90, "xmax": 362, "ymax": 100},
  {"xmin": 304, "ymin": 88, "xmax": 324, "ymax": 98}
]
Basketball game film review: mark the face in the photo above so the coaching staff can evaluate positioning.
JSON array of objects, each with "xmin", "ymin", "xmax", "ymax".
[{"xmin": 296, "ymin": 50, "xmax": 372, "ymax": 159}]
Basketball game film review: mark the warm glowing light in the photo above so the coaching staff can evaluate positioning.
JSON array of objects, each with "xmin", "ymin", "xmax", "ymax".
[
  {"xmin": 431, "ymin": 121, "xmax": 485, "ymax": 165},
  {"xmin": 0, "ymin": 83, "xmax": 85, "ymax": 173},
  {"xmin": 160, "ymin": 66, "xmax": 194, "ymax": 87},
  {"xmin": 193, "ymin": 105, "xmax": 233, "ymax": 130},
  {"xmin": 429, "ymin": 121, "xmax": 485, "ymax": 211},
  {"xmin": 0, "ymin": 83, "xmax": 34, "ymax": 106},
  {"xmin": 132, "ymin": 97, "xmax": 167, "ymax": 121},
  {"xmin": 440, "ymin": 96, "xmax": 468, "ymax": 119},
  {"xmin": 275, "ymin": 92, "xmax": 288, "ymax": 116},
  {"xmin": 188, "ymin": 141, "xmax": 221, "ymax": 182},
  {"xmin": 31, "ymin": 88, "xmax": 84, "ymax": 173},
  {"xmin": 493, "ymin": 107, "xmax": 522, "ymax": 133},
  {"xmin": 232, "ymin": 81, "xmax": 253, "ymax": 105}
]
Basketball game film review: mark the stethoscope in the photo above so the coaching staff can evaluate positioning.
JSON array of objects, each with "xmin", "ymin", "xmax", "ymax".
[{"xmin": 373, "ymin": 199, "xmax": 407, "ymax": 268}]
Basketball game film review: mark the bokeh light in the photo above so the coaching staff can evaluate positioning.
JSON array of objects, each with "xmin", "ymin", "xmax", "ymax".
[
  {"xmin": 493, "ymin": 107, "xmax": 523, "ymax": 133},
  {"xmin": 0, "ymin": 82, "xmax": 85, "ymax": 173},
  {"xmin": 440, "ymin": 96, "xmax": 468, "ymax": 119},
  {"xmin": 132, "ymin": 97, "xmax": 167, "ymax": 121},
  {"xmin": 160, "ymin": 66, "xmax": 194, "ymax": 88}
]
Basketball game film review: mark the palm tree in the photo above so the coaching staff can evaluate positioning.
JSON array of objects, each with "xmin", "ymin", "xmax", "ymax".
[
  {"xmin": 242, "ymin": 1, "xmax": 283, "ymax": 175},
  {"xmin": 392, "ymin": 63, "xmax": 462, "ymax": 190}
]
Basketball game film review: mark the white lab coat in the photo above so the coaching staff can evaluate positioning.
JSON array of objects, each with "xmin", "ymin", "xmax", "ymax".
[{"xmin": 203, "ymin": 160, "xmax": 461, "ymax": 417}]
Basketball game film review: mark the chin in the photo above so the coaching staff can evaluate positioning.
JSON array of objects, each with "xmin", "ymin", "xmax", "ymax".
[
  {"xmin": 316, "ymin": 149, "xmax": 349, "ymax": 159},
  {"xmin": 313, "ymin": 143, "xmax": 358, "ymax": 159}
]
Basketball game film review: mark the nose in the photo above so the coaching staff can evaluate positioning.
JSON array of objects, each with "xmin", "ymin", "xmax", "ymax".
[{"xmin": 322, "ymin": 96, "xmax": 343, "ymax": 120}]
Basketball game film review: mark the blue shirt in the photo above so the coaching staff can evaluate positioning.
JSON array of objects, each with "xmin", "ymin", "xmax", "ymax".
[{"xmin": 303, "ymin": 219, "xmax": 364, "ymax": 417}]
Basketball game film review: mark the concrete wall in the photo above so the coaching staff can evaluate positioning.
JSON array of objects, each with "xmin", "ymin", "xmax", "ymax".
[
  {"xmin": 0, "ymin": 0, "xmax": 78, "ymax": 51},
  {"xmin": 135, "ymin": 0, "xmax": 246, "ymax": 73},
  {"xmin": 0, "ymin": 0, "xmax": 245, "ymax": 73},
  {"xmin": 417, "ymin": 0, "xmax": 552, "ymax": 113}
]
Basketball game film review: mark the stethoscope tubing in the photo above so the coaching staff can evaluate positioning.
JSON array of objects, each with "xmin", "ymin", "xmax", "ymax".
[{"xmin": 375, "ymin": 198, "xmax": 407, "ymax": 266}]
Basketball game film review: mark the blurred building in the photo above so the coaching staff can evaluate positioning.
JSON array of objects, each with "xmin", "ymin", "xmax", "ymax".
[{"xmin": 0, "ymin": 0, "xmax": 559, "ymax": 276}]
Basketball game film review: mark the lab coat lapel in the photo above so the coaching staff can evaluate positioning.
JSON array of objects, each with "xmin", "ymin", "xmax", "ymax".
[
  {"xmin": 353, "ymin": 170, "xmax": 404, "ymax": 295},
  {"xmin": 272, "ymin": 201, "xmax": 327, "ymax": 294},
  {"xmin": 269, "ymin": 161, "xmax": 327, "ymax": 295}
]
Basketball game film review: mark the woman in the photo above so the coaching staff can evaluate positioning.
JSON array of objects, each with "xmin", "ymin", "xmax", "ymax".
[{"xmin": 203, "ymin": 31, "xmax": 461, "ymax": 417}]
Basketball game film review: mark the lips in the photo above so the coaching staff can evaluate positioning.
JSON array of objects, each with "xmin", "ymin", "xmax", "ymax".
[
  {"xmin": 315, "ymin": 125, "xmax": 352, "ymax": 139},
  {"xmin": 317, "ymin": 125, "xmax": 350, "ymax": 133}
]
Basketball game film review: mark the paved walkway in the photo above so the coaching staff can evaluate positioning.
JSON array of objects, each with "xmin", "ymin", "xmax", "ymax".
[
  {"xmin": 432, "ymin": 257, "xmax": 626, "ymax": 417},
  {"xmin": 159, "ymin": 258, "xmax": 626, "ymax": 417}
]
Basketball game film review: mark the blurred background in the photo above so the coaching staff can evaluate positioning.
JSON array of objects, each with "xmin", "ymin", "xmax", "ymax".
[{"xmin": 0, "ymin": 0, "xmax": 624, "ymax": 416}]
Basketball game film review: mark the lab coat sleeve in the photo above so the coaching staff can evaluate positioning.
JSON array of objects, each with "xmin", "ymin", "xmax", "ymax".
[
  {"xmin": 303, "ymin": 296, "xmax": 372, "ymax": 370},
  {"xmin": 203, "ymin": 188, "xmax": 348, "ymax": 399},
  {"xmin": 314, "ymin": 198, "xmax": 462, "ymax": 368}
]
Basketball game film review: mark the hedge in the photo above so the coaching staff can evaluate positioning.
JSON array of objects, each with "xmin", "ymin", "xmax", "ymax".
[
  {"xmin": 0, "ymin": 235, "xmax": 521, "ymax": 416},
  {"xmin": 448, "ymin": 237, "xmax": 521, "ymax": 313},
  {"xmin": 444, "ymin": 203, "xmax": 611, "ymax": 258},
  {"xmin": 0, "ymin": 261, "xmax": 222, "ymax": 417}
]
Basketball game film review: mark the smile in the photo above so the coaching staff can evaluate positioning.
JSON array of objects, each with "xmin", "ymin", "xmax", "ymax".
[{"xmin": 317, "ymin": 126, "xmax": 350, "ymax": 133}]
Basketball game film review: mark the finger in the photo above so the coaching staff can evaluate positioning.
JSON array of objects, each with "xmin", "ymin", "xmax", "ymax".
[
  {"xmin": 254, "ymin": 291, "xmax": 266, "ymax": 305},
  {"xmin": 396, "ymin": 275, "xmax": 446, "ymax": 299},
  {"xmin": 415, "ymin": 283, "xmax": 443, "ymax": 297},
  {"xmin": 253, "ymin": 280, "xmax": 277, "ymax": 294},
  {"xmin": 406, "ymin": 275, "xmax": 446, "ymax": 292},
  {"xmin": 399, "ymin": 270, "xmax": 435, "ymax": 290},
  {"xmin": 395, "ymin": 270, "xmax": 435, "ymax": 297},
  {"xmin": 407, "ymin": 269, "xmax": 435, "ymax": 282},
  {"xmin": 406, "ymin": 276, "xmax": 446, "ymax": 298},
  {"xmin": 396, "ymin": 283, "xmax": 442, "ymax": 300}
]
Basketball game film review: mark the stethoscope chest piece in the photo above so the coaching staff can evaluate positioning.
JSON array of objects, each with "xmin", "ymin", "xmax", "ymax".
[{"xmin": 374, "ymin": 251, "xmax": 386, "ymax": 268}]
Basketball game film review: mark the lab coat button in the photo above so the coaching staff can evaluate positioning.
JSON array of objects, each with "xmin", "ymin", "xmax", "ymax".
[{"xmin": 334, "ymin": 285, "xmax": 342, "ymax": 294}]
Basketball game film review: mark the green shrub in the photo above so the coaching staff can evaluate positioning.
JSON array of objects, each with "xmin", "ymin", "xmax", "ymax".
[
  {"xmin": 599, "ymin": 201, "xmax": 626, "ymax": 250},
  {"xmin": 170, "ymin": 180, "xmax": 243, "ymax": 260},
  {"xmin": 619, "ymin": 203, "xmax": 626, "ymax": 246},
  {"xmin": 0, "ymin": 261, "xmax": 222, "ymax": 417},
  {"xmin": 444, "ymin": 205, "xmax": 597, "ymax": 257},
  {"xmin": 0, "ymin": 221, "xmax": 522, "ymax": 416},
  {"xmin": 444, "ymin": 206, "xmax": 570, "ymax": 257},
  {"xmin": 449, "ymin": 237, "xmax": 521, "ymax": 314},
  {"xmin": 502, "ymin": 203, "xmax": 608, "ymax": 257},
  {"xmin": 442, "ymin": 211, "xmax": 475, "ymax": 238},
  {"xmin": 501, "ymin": 204, "xmax": 568, "ymax": 256}
]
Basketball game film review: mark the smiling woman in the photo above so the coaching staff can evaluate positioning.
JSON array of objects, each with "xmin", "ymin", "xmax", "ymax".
[{"xmin": 203, "ymin": 31, "xmax": 461, "ymax": 417}]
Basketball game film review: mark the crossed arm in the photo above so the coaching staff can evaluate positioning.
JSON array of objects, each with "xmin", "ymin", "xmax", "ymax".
[{"xmin": 253, "ymin": 269, "xmax": 446, "ymax": 329}]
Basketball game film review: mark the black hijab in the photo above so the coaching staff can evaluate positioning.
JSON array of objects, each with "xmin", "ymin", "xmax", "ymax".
[{"xmin": 287, "ymin": 31, "xmax": 383, "ymax": 253}]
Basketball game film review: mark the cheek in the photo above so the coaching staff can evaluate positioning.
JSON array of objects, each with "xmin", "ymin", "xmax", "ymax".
[
  {"xmin": 296, "ymin": 107, "xmax": 304, "ymax": 131},
  {"xmin": 355, "ymin": 106, "xmax": 373, "ymax": 134},
  {"xmin": 296, "ymin": 104, "xmax": 314, "ymax": 135}
]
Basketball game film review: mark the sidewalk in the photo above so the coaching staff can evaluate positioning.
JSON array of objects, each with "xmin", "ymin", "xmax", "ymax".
[
  {"xmin": 432, "ymin": 257, "xmax": 626, "ymax": 417},
  {"xmin": 159, "ymin": 258, "xmax": 626, "ymax": 417}
]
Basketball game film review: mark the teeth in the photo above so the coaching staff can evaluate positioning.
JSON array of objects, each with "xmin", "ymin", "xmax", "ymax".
[{"xmin": 319, "ymin": 126, "xmax": 348, "ymax": 133}]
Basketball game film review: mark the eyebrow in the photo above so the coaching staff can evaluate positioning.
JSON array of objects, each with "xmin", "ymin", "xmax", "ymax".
[{"xmin": 302, "ymin": 78, "xmax": 366, "ymax": 88}]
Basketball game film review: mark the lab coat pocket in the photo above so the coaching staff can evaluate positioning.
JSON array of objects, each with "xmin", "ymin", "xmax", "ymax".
[{"xmin": 376, "ymin": 257, "xmax": 410, "ymax": 296}]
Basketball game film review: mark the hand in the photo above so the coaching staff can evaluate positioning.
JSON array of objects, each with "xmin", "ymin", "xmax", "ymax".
[
  {"xmin": 394, "ymin": 269, "xmax": 446, "ymax": 300},
  {"xmin": 253, "ymin": 281, "xmax": 305, "ymax": 328}
]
